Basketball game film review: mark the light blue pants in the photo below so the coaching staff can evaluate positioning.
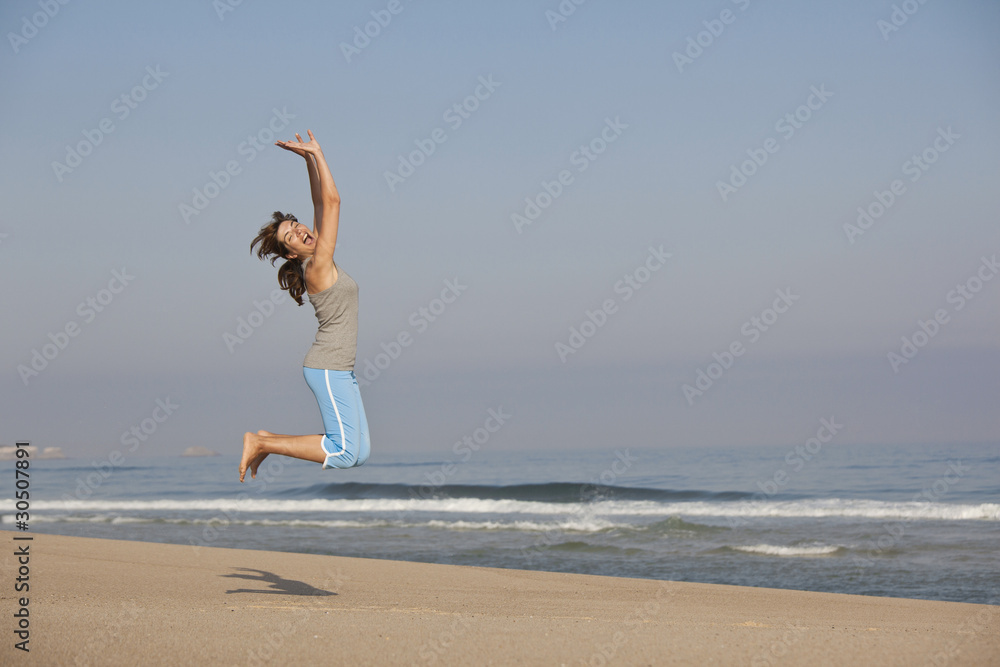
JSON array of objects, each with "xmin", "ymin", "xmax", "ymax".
[{"xmin": 303, "ymin": 367, "xmax": 371, "ymax": 469}]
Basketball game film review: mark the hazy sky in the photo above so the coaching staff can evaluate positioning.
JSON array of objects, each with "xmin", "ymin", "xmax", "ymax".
[{"xmin": 2, "ymin": 0, "xmax": 998, "ymax": 459}]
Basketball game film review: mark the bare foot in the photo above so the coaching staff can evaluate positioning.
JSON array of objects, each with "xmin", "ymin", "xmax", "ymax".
[
  {"xmin": 249, "ymin": 430, "xmax": 274, "ymax": 479},
  {"xmin": 239, "ymin": 432, "xmax": 264, "ymax": 483}
]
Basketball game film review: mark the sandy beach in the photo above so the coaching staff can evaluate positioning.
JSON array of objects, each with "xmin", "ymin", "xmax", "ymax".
[{"xmin": 2, "ymin": 533, "xmax": 996, "ymax": 666}]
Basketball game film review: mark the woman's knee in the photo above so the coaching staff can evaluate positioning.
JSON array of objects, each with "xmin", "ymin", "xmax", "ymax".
[
  {"xmin": 323, "ymin": 443, "xmax": 358, "ymax": 469},
  {"xmin": 324, "ymin": 452, "xmax": 358, "ymax": 469}
]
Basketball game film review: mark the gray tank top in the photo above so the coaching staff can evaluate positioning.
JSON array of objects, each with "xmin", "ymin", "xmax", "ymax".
[{"xmin": 303, "ymin": 261, "xmax": 358, "ymax": 371}]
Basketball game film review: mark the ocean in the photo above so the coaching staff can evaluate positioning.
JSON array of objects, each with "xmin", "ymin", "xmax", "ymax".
[{"xmin": 3, "ymin": 442, "xmax": 998, "ymax": 605}]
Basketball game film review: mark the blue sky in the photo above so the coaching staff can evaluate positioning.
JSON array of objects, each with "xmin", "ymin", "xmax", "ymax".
[{"xmin": 2, "ymin": 0, "xmax": 999, "ymax": 458}]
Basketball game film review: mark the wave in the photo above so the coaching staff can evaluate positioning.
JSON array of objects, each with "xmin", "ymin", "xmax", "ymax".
[
  {"xmin": 612, "ymin": 516, "xmax": 723, "ymax": 535},
  {"xmin": 11, "ymin": 513, "xmax": 618, "ymax": 533},
  {"xmin": 275, "ymin": 481, "xmax": 757, "ymax": 503},
  {"xmin": 33, "ymin": 465, "xmax": 153, "ymax": 474},
  {"xmin": 728, "ymin": 544, "xmax": 844, "ymax": 557},
  {"xmin": 8, "ymin": 497, "xmax": 998, "ymax": 521},
  {"xmin": 540, "ymin": 541, "xmax": 648, "ymax": 555}
]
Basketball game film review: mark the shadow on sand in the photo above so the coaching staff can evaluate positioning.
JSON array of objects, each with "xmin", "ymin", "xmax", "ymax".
[{"xmin": 221, "ymin": 567, "xmax": 338, "ymax": 596}]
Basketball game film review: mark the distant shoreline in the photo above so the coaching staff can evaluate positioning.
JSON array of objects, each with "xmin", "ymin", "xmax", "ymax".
[{"xmin": 0, "ymin": 445, "xmax": 65, "ymax": 461}]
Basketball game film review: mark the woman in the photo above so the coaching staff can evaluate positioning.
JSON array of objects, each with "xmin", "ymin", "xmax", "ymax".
[{"xmin": 240, "ymin": 130, "xmax": 370, "ymax": 482}]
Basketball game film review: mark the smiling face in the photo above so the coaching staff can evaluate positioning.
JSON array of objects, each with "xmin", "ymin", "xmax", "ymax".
[{"xmin": 277, "ymin": 219, "xmax": 315, "ymax": 259}]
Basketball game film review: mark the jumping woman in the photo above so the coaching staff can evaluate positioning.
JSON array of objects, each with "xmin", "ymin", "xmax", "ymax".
[{"xmin": 240, "ymin": 130, "xmax": 370, "ymax": 482}]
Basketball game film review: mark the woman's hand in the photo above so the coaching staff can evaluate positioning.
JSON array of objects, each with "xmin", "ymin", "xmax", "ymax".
[{"xmin": 275, "ymin": 129, "xmax": 322, "ymax": 158}]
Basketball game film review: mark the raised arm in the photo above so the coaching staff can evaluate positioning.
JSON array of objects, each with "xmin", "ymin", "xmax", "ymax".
[
  {"xmin": 276, "ymin": 130, "xmax": 341, "ymax": 291},
  {"xmin": 277, "ymin": 131, "xmax": 339, "ymax": 236},
  {"xmin": 304, "ymin": 152, "xmax": 324, "ymax": 232},
  {"xmin": 308, "ymin": 144, "xmax": 341, "ymax": 259}
]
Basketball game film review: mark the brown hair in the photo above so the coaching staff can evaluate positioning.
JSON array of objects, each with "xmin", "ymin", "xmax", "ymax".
[{"xmin": 250, "ymin": 211, "xmax": 307, "ymax": 306}]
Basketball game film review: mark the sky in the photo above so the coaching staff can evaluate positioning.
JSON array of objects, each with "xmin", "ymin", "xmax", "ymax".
[{"xmin": 2, "ymin": 0, "xmax": 999, "ymax": 459}]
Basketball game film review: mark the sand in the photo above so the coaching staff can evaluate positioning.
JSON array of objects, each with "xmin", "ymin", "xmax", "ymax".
[{"xmin": 3, "ymin": 533, "xmax": 997, "ymax": 666}]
